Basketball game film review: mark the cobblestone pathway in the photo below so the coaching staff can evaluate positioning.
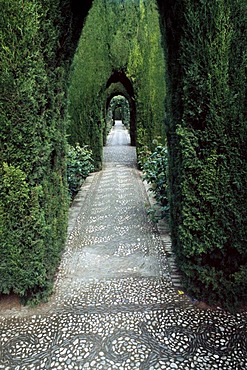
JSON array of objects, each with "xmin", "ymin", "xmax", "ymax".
[{"xmin": 0, "ymin": 122, "xmax": 246, "ymax": 369}]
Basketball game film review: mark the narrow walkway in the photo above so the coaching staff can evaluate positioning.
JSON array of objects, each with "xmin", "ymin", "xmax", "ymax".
[{"xmin": 0, "ymin": 122, "xmax": 246, "ymax": 369}]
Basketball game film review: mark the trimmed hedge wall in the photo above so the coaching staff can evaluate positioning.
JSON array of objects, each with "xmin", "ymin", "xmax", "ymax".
[
  {"xmin": 127, "ymin": 0, "xmax": 167, "ymax": 151},
  {"xmin": 68, "ymin": 0, "xmax": 111, "ymax": 167},
  {"xmin": 162, "ymin": 0, "xmax": 247, "ymax": 310},
  {"xmin": 0, "ymin": 1, "xmax": 69, "ymax": 303}
]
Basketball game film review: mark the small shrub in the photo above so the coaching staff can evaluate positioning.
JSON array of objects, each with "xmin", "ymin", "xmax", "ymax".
[
  {"xmin": 142, "ymin": 144, "xmax": 169, "ymax": 219},
  {"xmin": 137, "ymin": 145, "xmax": 152, "ymax": 169},
  {"xmin": 67, "ymin": 144, "xmax": 94, "ymax": 199}
]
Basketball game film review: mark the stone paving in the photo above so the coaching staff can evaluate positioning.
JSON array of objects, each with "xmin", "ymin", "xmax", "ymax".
[{"xmin": 0, "ymin": 121, "xmax": 246, "ymax": 369}]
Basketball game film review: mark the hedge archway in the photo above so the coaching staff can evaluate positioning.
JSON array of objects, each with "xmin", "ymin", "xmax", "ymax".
[{"xmin": 106, "ymin": 71, "xmax": 136, "ymax": 146}]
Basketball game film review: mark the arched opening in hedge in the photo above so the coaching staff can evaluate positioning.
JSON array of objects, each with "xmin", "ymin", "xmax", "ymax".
[
  {"xmin": 106, "ymin": 71, "xmax": 136, "ymax": 146},
  {"xmin": 106, "ymin": 94, "xmax": 129, "ymax": 123}
]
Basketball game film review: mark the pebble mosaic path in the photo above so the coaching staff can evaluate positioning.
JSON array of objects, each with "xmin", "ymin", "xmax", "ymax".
[{"xmin": 0, "ymin": 121, "xmax": 246, "ymax": 369}]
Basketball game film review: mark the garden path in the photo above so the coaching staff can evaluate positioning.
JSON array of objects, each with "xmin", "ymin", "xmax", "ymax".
[{"xmin": 0, "ymin": 121, "xmax": 246, "ymax": 369}]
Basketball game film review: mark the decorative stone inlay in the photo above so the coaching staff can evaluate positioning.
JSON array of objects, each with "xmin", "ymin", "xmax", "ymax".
[{"xmin": 0, "ymin": 306, "xmax": 246, "ymax": 369}]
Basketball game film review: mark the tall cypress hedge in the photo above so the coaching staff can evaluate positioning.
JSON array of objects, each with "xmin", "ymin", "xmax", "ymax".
[
  {"xmin": 68, "ymin": 0, "xmax": 111, "ymax": 167},
  {"xmin": 165, "ymin": 0, "xmax": 247, "ymax": 310},
  {"xmin": 0, "ymin": 0, "xmax": 69, "ymax": 303},
  {"xmin": 127, "ymin": 0, "xmax": 166, "ymax": 150}
]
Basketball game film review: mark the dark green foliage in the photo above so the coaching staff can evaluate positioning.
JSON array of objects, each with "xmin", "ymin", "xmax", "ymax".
[
  {"xmin": 121, "ymin": 99, "xmax": 130, "ymax": 129},
  {"xmin": 165, "ymin": 0, "xmax": 247, "ymax": 311},
  {"xmin": 0, "ymin": 0, "xmax": 69, "ymax": 303},
  {"xmin": 127, "ymin": 0, "xmax": 167, "ymax": 152},
  {"xmin": 0, "ymin": 163, "xmax": 46, "ymax": 297},
  {"xmin": 67, "ymin": 144, "xmax": 94, "ymax": 199},
  {"xmin": 67, "ymin": 0, "xmax": 111, "ymax": 168},
  {"xmin": 141, "ymin": 144, "xmax": 169, "ymax": 219}
]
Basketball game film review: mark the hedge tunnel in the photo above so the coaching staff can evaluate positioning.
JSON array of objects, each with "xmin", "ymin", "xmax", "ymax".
[
  {"xmin": 0, "ymin": 0, "xmax": 246, "ymax": 310},
  {"xmin": 106, "ymin": 71, "xmax": 136, "ymax": 146},
  {"xmin": 67, "ymin": 0, "xmax": 166, "ymax": 165}
]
